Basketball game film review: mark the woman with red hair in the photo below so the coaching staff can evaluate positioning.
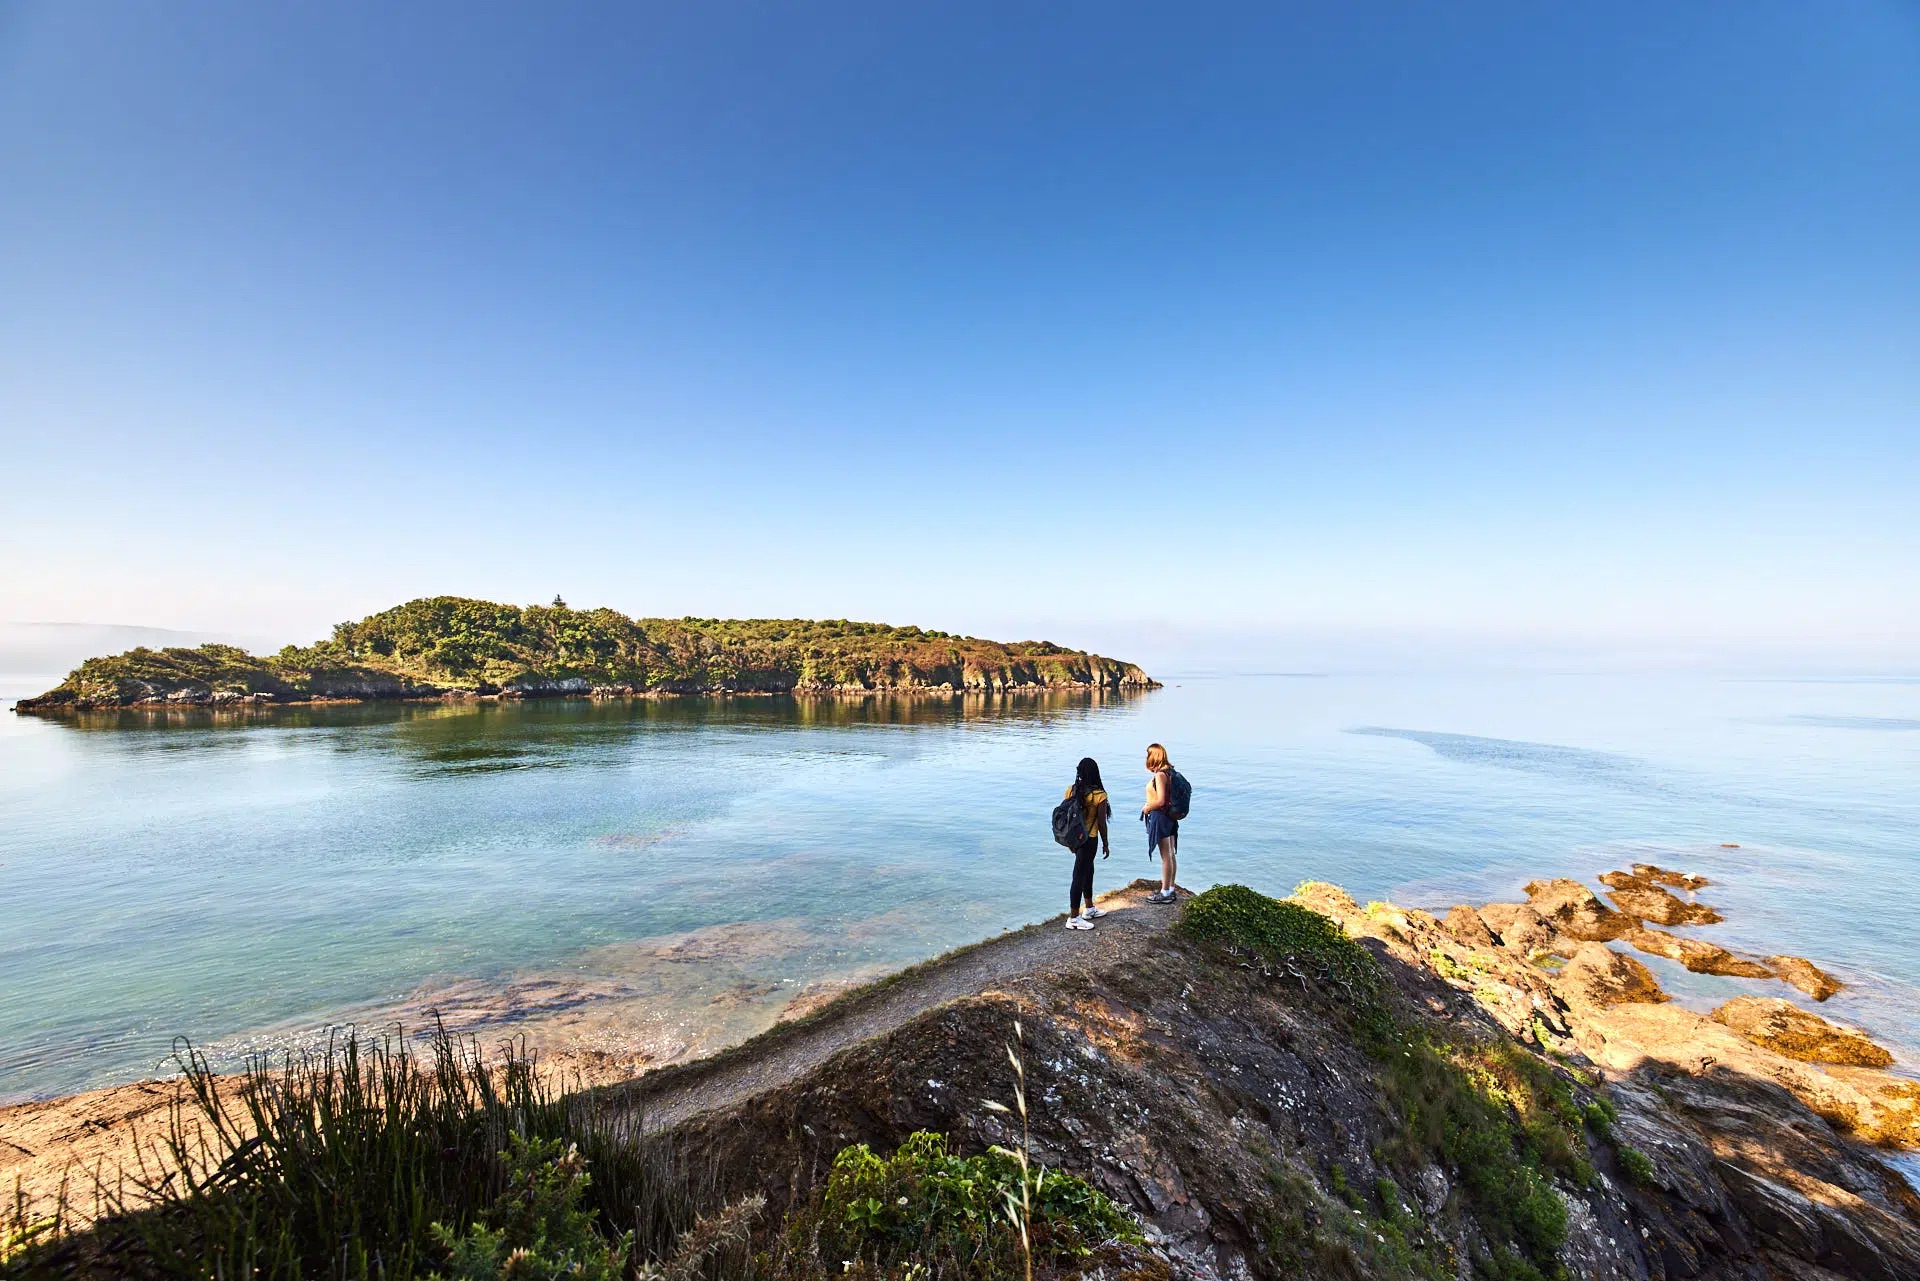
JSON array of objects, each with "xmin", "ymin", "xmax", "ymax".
[{"xmin": 1141, "ymin": 742, "xmax": 1179, "ymax": 903}]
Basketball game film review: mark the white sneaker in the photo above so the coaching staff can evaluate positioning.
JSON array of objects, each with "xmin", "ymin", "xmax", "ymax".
[
  {"xmin": 1082, "ymin": 907, "xmax": 1107, "ymax": 919},
  {"xmin": 1066, "ymin": 915, "xmax": 1095, "ymax": 930}
]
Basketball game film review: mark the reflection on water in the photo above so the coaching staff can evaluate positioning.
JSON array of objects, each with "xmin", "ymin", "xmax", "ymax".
[
  {"xmin": 34, "ymin": 688, "xmax": 1134, "ymax": 734},
  {"xmin": 29, "ymin": 692, "xmax": 1144, "ymax": 776},
  {"xmin": 3, "ymin": 674, "xmax": 1917, "ymax": 1101}
]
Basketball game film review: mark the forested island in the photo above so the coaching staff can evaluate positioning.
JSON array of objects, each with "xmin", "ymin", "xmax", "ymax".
[{"xmin": 11, "ymin": 596, "xmax": 1155, "ymax": 711}]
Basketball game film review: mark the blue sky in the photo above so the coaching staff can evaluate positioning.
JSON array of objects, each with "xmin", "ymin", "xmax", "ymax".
[{"xmin": 2, "ymin": 2, "xmax": 1915, "ymax": 666}]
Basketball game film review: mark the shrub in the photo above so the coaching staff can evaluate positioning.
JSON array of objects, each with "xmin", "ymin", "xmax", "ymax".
[
  {"xmin": 429, "ymin": 1135, "xmax": 629, "ymax": 1280},
  {"xmin": 1617, "ymin": 1147, "xmax": 1657, "ymax": 1189},
  {"xmin": 770, "ymin": 1132, "xmax": 1136, "ymax": 1280}
]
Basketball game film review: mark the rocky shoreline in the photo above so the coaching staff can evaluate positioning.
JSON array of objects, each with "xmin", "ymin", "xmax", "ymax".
[{"xmin": 12, "ymin": 675, "xmax": 1155, "ymax": 714}]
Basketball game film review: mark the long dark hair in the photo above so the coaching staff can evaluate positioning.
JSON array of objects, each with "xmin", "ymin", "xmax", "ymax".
[{"xmin": 1072, "ymin": 756, "xmax": 1104, "ymax": 802}]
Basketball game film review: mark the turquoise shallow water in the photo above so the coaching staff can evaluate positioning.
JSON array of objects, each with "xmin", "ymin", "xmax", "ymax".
[{"xmin": 2, "ymin": 672, "xmax": 1916, "ymax": 1102}]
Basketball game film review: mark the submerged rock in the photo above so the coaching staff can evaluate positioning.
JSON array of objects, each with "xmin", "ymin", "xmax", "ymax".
[
  {"xmin": 1711, "ymin": 996, "xmax": 1895, "ymax": 1068},
  {"xmin": 1599, "ymin": 870, "xmax": 1725, "ymax": 926},
  {"xmin": 1625, "ymin": 927, "xmax": 1773, "ymax": 978},
  {"xmin": 1767, "ymin": 955, "xmax": 1844, "ymax": 1002},
  {"xmin": 1629, "ymin": 862, "xmax": 1711, "ymax": 891},
  {"xmin": 1523, "ymin": 878, "xmax": 1637, "ymax": 941}
]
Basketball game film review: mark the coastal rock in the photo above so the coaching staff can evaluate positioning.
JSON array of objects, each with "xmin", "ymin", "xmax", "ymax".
[
  {"xmin": 1625, "ymin": 928, "xmax": 1774, "ymax": 978},
  {"xmin": 1710, "ymin": 996, "xmax": 1895, "ymax": 1068},
  {"xmin": 1442, "ymin": 904, "xmax": 1498, "ymax": 948},
  {"xmin": 1630, "ymin": 863, "xmax": 1711, "ymax": 891},
  {"xmin": 1553, "ymin": 944, "xmax": 1670, "ymax": 1012},
  {"xmin": 1523, "ymin": 878, "xmax": 1637, "ymax": 941},
  {"xmin": 1824, "ymin": 1067, "xmax": 1920, "ymax": 1147},
  {"xmin": 1413, "ymin": 1165, "xmax": 1449, "ymax": 1216},
  {"xmin": 1285, "ymin": 880, "xmax": 1359, "ymax": 918},
  {"xmin": 1576, "ymin": 1000, "xmax": 1920, "ymax": 1147},
  {"xmin": 501, "ymin": 675, "xmax": 594, "ymax": 696},
  {"xmin": 1476, "ymin": 902, "xmax": 1559, "ymax": 954},
  {"xmin": 1768, "ymin": 955, "xmax": 1844, "ymax": 1002},
  {"xmin": 1296, "ymin": 871, "xmax": 1920, "ymax": 1250},
  {"xmin": 1599, "ymin": 869, "xmax": 1724, "ymax": 926}
]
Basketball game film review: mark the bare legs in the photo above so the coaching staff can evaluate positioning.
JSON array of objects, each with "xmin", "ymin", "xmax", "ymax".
[{"xmin": 1157, "ymin": 835, "xmax": 1178, "ymax": 896}]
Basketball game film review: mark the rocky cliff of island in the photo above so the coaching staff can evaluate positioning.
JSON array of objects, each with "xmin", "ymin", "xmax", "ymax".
[{"xmin": 11, "ymin": 596, "xmax": 1156, "ymax": 711}]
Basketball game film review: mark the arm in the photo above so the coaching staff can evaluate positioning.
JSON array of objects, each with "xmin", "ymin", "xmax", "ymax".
[
  {"xmin": 1142, "ymin": 771, "xmax": 1166, "ymax": 815},
  {"xmin": 1096, "ymin": 801, "xmax": 1111, "ymax": 856}
]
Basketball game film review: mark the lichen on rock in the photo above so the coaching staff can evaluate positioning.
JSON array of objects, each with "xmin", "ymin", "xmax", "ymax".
[
  {"xmin": 1598, "ymin": 869, "xmax": 1725, "ymax": 926},
  {"xmin": 1710, "ymin": 995, "xmax": 1895, "ymax": 1068},
  {"xmin": 1767, "ymin": 955, "xmax": 1845, "ymax": 1001},
  {"xmin": 1624, "ymin": 927, "xmax": 1773, "ymax": 978},
  {"xmin": 1522, "ymin": 878, "xmax": 1637, "ymax": 941}
]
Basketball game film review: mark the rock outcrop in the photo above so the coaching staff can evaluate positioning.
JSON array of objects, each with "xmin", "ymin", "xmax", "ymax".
[
  {"xmin": 1626, "ymin": 927, "xmax": 1775, "ymax": 978},
  {"xmin": 1442, "ymin": 903, "xmax": 1498, "ymax": 947},
  {"xmin": 1308, "ymin": 877, "xmax": 1920, "ymax": 1277},
  {"xmin": 1711, "ymin": 996, "xmax": 1896, "ymax": 1069},
  {"xmin": 1554, "ymin": 943, "xmax": 1671, "ymax": 1012},
  {"xmin": 1599, "ymin": 869, "xmax": 1725, "ymax": 926},
  {"xmin": 1476, "ymin": 901, "xmax": 1560, "ymax": 954},
  {"xmin": 1769, "ymin": 955, "xmax": 1845, "ymax": 1001},
  {"xmin": 1523, "ymin": 877, "xmax": 1638, "ymax": 941},
  {"xmin": 1631, "ymin": 862, "xmax": 1711, "ymax": 891}
]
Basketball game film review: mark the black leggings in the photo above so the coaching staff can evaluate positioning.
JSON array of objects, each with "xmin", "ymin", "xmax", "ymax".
[{"xmin": 1070, "ymin": 839, "xmax": 1098, "ymax": 915}]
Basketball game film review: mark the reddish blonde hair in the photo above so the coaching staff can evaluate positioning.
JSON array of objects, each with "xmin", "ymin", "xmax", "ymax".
[{"xmin": 1145, "ymin": 743, "xmax": 1171, "ymax": 773}]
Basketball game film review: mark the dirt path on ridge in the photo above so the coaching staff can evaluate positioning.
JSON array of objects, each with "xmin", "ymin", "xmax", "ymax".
[{"xmin": 606, "ymin": 879, "xmax": 1183, "ymax": 1131}]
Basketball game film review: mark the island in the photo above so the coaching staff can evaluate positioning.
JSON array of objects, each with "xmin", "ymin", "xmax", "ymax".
[{"xmin": 9, "ymin": 596, "xmax": 1156, "ymax": 712}]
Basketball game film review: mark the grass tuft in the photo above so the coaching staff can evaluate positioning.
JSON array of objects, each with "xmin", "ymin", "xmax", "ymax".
[
  {"xmin": 1177, "ymin": 885, "xmax": 1389, "ymax": 1038},
  {"xmin": 8, "ymin": 1027, "xmax": 700, "ymax": 1280}
]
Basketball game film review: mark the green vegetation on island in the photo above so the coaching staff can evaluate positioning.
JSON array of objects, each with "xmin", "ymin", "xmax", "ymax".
[{"xmin": 14, "ymin": 596, "xmax": 1154, "ymax": 711}]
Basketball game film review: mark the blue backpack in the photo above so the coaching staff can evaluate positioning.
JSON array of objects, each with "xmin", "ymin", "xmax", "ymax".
[{"xmin": 1166, "ymin": 770, "xmax": 1192, "ymax": 821}]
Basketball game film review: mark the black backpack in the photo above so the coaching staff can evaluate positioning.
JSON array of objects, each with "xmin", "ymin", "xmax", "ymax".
[
  {"xmin": 1166, "ymin": 770, "xmax": 1192, "ymax": 820},
  {"xmin": 1052, "ymin": 792, "xmax": 1089, "ymax": 848}
]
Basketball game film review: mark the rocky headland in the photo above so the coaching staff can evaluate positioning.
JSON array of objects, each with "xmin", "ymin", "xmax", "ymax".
[
  {"xmin": 6, "ymin": 872, "xmax": 1917, "ymax": 1280},
  {"xmin": 11, "ymin": 596, "xmax": 1155, "ymax": 712}
]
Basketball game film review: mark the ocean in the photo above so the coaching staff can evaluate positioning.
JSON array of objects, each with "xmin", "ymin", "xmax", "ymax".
[{"xmin": 2, "ymin": 671, "xmax": 1915, "ymax": 1103}]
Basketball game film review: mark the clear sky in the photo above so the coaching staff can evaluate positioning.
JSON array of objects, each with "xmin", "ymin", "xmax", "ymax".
[{"xmin": 2, "ymin": 2, "xmax": 1915, "ymax": 667}]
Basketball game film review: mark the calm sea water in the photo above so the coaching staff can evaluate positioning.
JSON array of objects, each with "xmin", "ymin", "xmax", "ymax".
[{"xmin": 2, "ymin": 672, "xmax": 1916, "ymax": 1102}]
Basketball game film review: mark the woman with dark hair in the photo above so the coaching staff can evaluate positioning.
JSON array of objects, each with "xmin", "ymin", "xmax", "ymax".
[
  {"xmin": 1062, "ymin": 757, "xmax": 1111, "ymax": 930},
  {"xmin": 1141, "ymin": 742, "xmax": 1178, "ymax": 903}
]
